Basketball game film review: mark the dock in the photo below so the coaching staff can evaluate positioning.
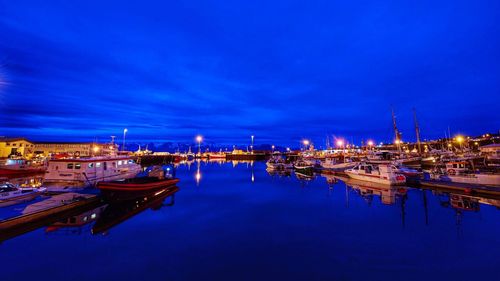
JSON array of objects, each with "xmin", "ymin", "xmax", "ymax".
[
  {"xmin": 0, "ymin": 193, "xmax": 103, "ymax": 242},
  {"xmin": 418, "ymin": 180, "xmax": 500, "ymax": 198}
]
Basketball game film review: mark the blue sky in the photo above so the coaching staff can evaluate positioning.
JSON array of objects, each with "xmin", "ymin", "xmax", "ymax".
[{"xmin": 0, "ymin": 1, "xmax": 499, "ymax": 146}]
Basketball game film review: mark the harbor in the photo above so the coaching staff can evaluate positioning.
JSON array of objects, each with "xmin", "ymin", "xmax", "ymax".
[
  {"xmin": 2, "ymin": 1, "xmax": 500, "ymax": 280},
  {"xmin": 1, "ymin": 160, "xmax": 499, "ymax": 281}
]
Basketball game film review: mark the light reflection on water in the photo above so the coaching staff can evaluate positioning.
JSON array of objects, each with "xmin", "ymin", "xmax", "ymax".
[{"xmin": 1, "ymin": 160, "xmax": 499, "ymax": 281}]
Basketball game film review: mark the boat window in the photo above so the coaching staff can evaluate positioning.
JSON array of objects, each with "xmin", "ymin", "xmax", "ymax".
[
  {"xmin": 88, "ymin": 163, "xmax": 94, "ymax": 168},
  {"xmin": 75, "ymin": 163, "xmax": 81, "ymax": 169},
  {"xmin": 104, "ymin": 162, "xmax": 107, "ymax": 170},
  {"xmin": 67, "ymin": 163, "xmax": 74, "ymax": 169},
  {"xmin": 118, "ymin": 161, "xmax": 122, "ymax": 165},
  {"xmin": 96, "ymin": 162, "xmax": 101, "ymax": 168},
  {"xmin": 129, "ymin": 160, "xmax": 134, "ymax": 164},
  {"xmin": 112, "ymin": 162, "xmax": 116, "ymax": 167}
]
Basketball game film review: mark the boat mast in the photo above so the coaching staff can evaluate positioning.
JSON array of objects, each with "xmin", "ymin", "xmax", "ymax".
[
  {"xmin": 391, "ymin": 107, "xmax": 402, "ymax": 152},
  {"xmin": 413, "ymin": 108, "xmax": 422, "ymax": 154}
]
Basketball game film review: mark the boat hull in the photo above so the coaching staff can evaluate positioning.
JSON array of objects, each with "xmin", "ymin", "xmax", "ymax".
[
  {"xmin": 440, "ymin": 174, "xmax": 500, "ymax": 187},
  {"xmin": 98, "ymin": 178, "xmax": 179, "ymax": 201},
  {"xmin": 345, "ymin": 171, "xmax": 406, "ymax": 185}
]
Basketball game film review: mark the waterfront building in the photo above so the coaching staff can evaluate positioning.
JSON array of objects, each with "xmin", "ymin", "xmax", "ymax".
[
  {"xmin": 33, "ymin": 142, "xmax": 118, "ymax": 157},
  {"xmin": 0, "ymin": 137, "xmax": 35, "ymax": 158}
]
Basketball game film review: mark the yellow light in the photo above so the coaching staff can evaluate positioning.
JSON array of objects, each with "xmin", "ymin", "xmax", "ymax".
[
  {"xmin": 336, "ymin": 140, "xmax": 344, "ymax": 147},
  {"xmin": 456, "ymin": 136, "xmax": 464, "ymax": 143},
  {"xmin": 448, "ymin": 143, "xmax": 452, "ymax": 147},
  {"xmin": 474, "ymin": 142, "xmax": 479, "ymax": 145},
  {"xmin": 367, "ymin": 140, "xmax": 374, "ymax": 146},
  {"xmin": 93, "ymin": 146, "xmax": 99, "ymax": 153},
  {"xmin": 303, "ymin": 140, "xmax": 310, "ymax": 146},
  {"xmin": 394, "ymin": 140, "xmax": 401, "ymax": 145}
]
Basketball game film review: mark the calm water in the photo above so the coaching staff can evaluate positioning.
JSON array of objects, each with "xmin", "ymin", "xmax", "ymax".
[{"xmin": 1, "ymin": 161, "xmax": 499, "ymax": 281}]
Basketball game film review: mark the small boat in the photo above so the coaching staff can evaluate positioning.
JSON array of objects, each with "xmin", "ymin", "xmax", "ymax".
[
  {"xmin": 345, "ymin": 163, "xmax": 406, "ymax": 185},
  {"xmin": 266, "ymin": 157, "xmax": 293, "ymax": 170},
  {"xmin": 294, "ymin": 160, "xmax": 314, "ymax": 171},
  {"xmin": 0, "ymin": 159, "xmax": 46, "ymax": 178},
  {"xmin": 207, "ymin": 152, "xmax": 227, "ymax": 160},
  {"xmin": 0, "ymin": 183, "xmax": 46, "ymax": 207},
  {"xmin": 321, "ymin": 156, "xmax": 358, "ymax": 171},
  {"xmin": 97, "ymin": 175, "xmax": 179, "ymax": 201},
  {"xmin": 435, "ymin": 161, "xmax": 500, "ymax": 187},
  {"xmin": 98, "ymin": 177, "xmax": 179, "ymax": 191}
]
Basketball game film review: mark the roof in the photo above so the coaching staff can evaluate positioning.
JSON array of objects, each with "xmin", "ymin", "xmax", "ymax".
[{"xmin": 0, "ymin": 137, "xmax": 32, "ymax": 143}]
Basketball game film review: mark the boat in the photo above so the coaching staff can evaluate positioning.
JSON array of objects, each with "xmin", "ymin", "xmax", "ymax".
[
  {"xmin": 0, "ymin": 159, "xmax": 46, "ymax": 178},
  {"xmin": 207, "ymin": 151, "xmax": 227, "ymax": 160},
  {"xmin": 97, "ymin": 170, "xmax": 179, "ymax": 201},
  {"xmin": 392, "ymin": 164, "xmax": 422, "ymax": 178},
  {"xmin": 435, "ymin": 161, "xmax": 500, "ymax": 187},
  {"xmin": 294, "ymin": 160, "xmax": 314, "ymax": 172},
  {"xmin": 266, "ymin": 157, "xmax": 293, "ymax": 170},
  {"xmin": 0, "ymin": 183, "xmax": 46, "ymax": 207},
  {"xmin": 321, "ymin": 156, "xmax": 358, "ymax": 171},
  {"xmin": 345, "ymin": 163, "xmax": 406, "ymax": 185},
  {"xmin": 44, "ymin": 156, "xmax": 142, "ymax": 190}
]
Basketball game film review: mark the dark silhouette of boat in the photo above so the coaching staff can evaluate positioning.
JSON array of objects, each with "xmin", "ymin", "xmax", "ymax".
[{"xmin": 97, "ymin": 177, "xmax": 179, "ymax": 201}]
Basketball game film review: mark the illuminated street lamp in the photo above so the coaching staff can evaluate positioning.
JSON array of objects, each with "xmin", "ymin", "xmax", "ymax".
[
  {"xmin": 122, "ymin": 128, "xmax": 128, "ymax": 151},
  {"xmin": 196, "ymin": 135, "xmax": 203, "ymax": 156},
  {"xmin": 456, "ymin": 135, "xmax": 464, "ymax": 151},
  {"xmin": 271, "ymin": 145, "xmax": 275, "ymax": 153},
  {"xmin": 251, "ymin": 135, "xmax": 254, "ymax": 153},
  {"xmin": 303, "ymin": 140, "xmax": 310, "ymax": 151},
  {"xmin": 93, "ymin": 146, "xmax": 100, "ymax": 155},
  {"xmin": 367, "ymin": 140, "xmax": 374, "ymax": 151}
]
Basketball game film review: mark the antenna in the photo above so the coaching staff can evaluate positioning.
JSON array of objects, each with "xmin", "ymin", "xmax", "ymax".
[
  {"xmin": 391, "ymin": 107, "xmax": 402, "ymax": 152},
  {"xmin": 413, "ymin": 108, "xmax": 422, "ymax": 154}
]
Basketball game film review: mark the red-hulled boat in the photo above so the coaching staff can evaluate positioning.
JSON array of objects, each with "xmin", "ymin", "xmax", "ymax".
[{"xmin": 97, "ymin": 177, "xmax": 179, "ymax": 201}]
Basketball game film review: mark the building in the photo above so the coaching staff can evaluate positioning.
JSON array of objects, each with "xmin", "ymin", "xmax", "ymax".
[
  {"xmin": 33, "ymin": 142, "xmax": 118, "ymax": 157},
  {"xmin": 0, "ymin": 137, "xmax": 35, "ymax": 158}
]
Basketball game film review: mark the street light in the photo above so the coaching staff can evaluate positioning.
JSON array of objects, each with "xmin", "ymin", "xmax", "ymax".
[
  {"xmin": 456, "ymin": 135, "xmax": 464, "ymax": 151},
  {"xmin": 271, "ymin": 145, "xmax": 275, "ymax": 153},
  {"xmin": 303, "ymin": 140, "xmax": 310, "ymax": 151},
  {"xmin": 251, "ymin": 135, "xmax": 254, "ymax": 153},
  {"xmin": 196, "ymin": 135, "xmax": 203, "ymax": 156},
  {"xmin": 122, "ymin": 128, "xmax": 128, "ymax": 151}
]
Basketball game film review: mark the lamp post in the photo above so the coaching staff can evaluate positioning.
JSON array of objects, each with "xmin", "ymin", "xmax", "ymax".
[
  {"xmin": 456, "ymin": 136, "xmax": 464, "ymax": 152},
  {"xmin": 271, "ymin": 145, "xmax": 275, "ymax": 153},
  {"xmin": 196, "ymin": 135, "xmax": 203, "ymax": 157},
  {"xmin": 336, "ymin": 140, "xmax": 344, "ymax": 153},
  {"xmin": 251, "ymin": 135, "xmax": 254, "ymax": 153},
  {"xmin": 303, "ymin": 140, "xmax": 310, "ymax": 151},
  {"xmin": 122, "ymin": 128, "xmax": 128, "ymax": 152},
  {"xmin": 367, "ymin": 140, "xmax": 374, "ymax": 151}
]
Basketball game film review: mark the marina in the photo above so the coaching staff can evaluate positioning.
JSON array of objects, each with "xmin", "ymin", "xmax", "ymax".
[
  {"xmin": 0, "ymin": 160, "xmax": 499, "ymax": 281},
  {"xmin": 2, "ymin": 1, "xmax": 500, "ymax": 280}
]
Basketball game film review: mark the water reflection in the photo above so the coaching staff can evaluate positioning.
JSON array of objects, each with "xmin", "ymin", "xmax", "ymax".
[{"xmin": 0, "ymin": 186, "xmax": 179, "ymax": 242}]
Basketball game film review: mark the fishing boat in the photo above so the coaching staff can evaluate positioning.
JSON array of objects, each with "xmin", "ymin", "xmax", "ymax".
[
  {"xmin": 266, "ymin": 157, "xmax": 293, "ymax": 170},
  {"xmin": 294, "ymin": 160, "xmax": 314, "ymax": 172},
  {"xmin": 0, "ymin": 183, "xmax": 46, "ymax": 207},
  {"xmin": 44, "ymin": 156, "xmax": 142, "ymax": 190},
  {"xmin": 0, "ymin": 159, "xmax": 46, "ymax": 178},
  {"xmin": 97, "ymin": 166, "xmax": 179, "ymax": 201},
  {"xmin": 321, "ymin": 156, "xmax": 358, "ymax": 171},
  {"xmin": 345, "ymin": 163, "xmax": 406, "ymax": 185},
  {"xmin": 207, "ymin": 151, "xmax": 227, "ymax": 160},
  {"xmin": 436, "ymin": 161, "xmax": 500, "ymax": 187}
]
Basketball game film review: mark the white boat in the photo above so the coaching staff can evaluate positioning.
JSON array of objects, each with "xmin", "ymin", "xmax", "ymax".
[
  {"xmin": 321, "ymin": 157, "xmax": 358, "ymax": 171},
  {"xmin": 345, "ymin": 163, "xmax": 406, "ymax": 185},
  {"xmin": 294, "ymin": 160, "xmax": 314, "ymax": 171},
  {"xmin": 44, "ymin": 156, "xmax": 141, "ymax": 190},
  {"xmin": 438, "ymin": 161, "xmax": 500, "ymax": 187},
  {"xmin": 0, "ymin": 183, "xmax": 46, "ymax": 207},
  {"xmin": 266, "ymin": 157, "xmax": 293, "ymax": 170}
]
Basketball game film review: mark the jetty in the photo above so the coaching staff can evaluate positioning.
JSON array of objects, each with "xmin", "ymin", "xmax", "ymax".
[{"xmin": 0, "ymin": 193, "xmax": 103, "ymax": 242}]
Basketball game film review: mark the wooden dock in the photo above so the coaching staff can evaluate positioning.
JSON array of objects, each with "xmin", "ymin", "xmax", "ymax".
[
  {"xmin": 418, "ymin": 180, "xmax": 500, "ymax": 198},
  {"xmin": 0, "ymin": 193, "xmax": 104, "ymax": 242}
]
